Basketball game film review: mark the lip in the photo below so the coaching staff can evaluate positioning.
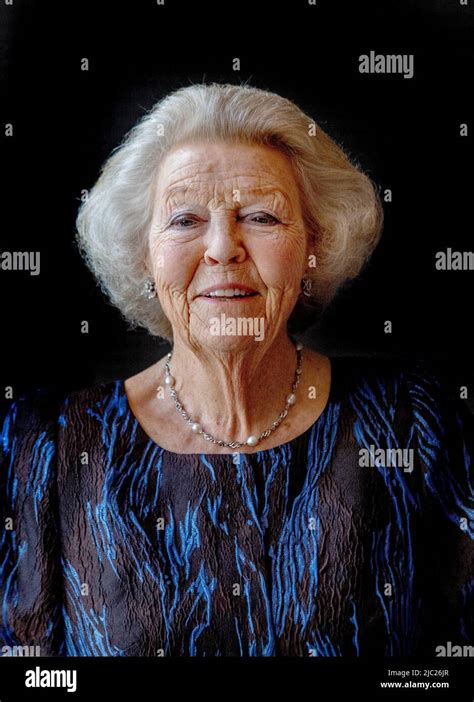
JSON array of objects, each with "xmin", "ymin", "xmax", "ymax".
[
  {"xmin": 198, "ymin": 295, "xmax": 258, "ymax": 303},
  {"xmin": 196, "ymin": 283, "xmax": 259, "ymax": 298}
]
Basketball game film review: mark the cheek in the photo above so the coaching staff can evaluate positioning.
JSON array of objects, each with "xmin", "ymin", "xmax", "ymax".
[
  {"xmin": 149, "ymin": 238, "xmax": 199, "ymax": 290},
  {"xmin": 251, "ymin": 236, "xmax": 305, "ymax": 288}
]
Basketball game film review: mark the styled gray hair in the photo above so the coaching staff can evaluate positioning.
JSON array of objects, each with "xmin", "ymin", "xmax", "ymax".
[{"xmin": 75, "ymin": 82, "xmax": 383, "ymax": 341}]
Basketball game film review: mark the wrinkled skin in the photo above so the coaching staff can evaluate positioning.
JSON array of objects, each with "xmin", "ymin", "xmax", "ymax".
[{"xmin": 125, "ymin": 141, "xmax": 330, "ymax": 452}]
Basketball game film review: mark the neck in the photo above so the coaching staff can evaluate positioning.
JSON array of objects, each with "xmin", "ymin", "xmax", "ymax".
[{"xmin": 164, "ymin": 332, "xmax": 301, "ymax": 441}]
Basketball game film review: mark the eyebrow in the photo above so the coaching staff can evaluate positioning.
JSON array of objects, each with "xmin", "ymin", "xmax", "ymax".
[{"xmin": 162, "ymin": 185, "xmax": 292, "ymax": 204}]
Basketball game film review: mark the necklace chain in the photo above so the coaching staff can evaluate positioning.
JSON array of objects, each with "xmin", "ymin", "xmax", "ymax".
[{"xmin": 160, "ymin": 340, "xmax": 304, "ymax": 449}]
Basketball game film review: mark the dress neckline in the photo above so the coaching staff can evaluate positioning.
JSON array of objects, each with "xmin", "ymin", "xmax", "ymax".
[{"xmin": 117, "ymin": 356, "xmax": 338, "ymax": 457}]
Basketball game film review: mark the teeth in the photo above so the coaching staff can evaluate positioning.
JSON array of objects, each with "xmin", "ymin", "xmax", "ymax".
[{"xmin": 206, "ymin": 288, "xmax": 255, "ymax": 297}]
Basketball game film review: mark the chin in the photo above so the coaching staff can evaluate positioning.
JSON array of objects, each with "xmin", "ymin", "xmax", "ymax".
[
  {"xmin": 188, "ymin": 312, "xmax": 268, "ymax": 348},
  {"xmin": 194, "ymin": 332, "xmax": 266, "ymax": 352}
]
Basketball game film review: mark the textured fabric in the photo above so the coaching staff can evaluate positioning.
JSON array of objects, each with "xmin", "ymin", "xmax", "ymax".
[{"xmin": 0, "ymin": 357, "xmax": 473, "ymax": 657}]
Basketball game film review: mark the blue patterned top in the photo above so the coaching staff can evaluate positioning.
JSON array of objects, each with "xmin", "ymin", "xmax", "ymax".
[{"xmin": 0, "ymin": 357, "xmax": 473, "ymax": 656}]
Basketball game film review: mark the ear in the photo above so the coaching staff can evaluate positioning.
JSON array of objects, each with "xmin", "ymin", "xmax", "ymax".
[{"xmin": 143, "ymin": 247, "xmax": 153, "ymax": 276}]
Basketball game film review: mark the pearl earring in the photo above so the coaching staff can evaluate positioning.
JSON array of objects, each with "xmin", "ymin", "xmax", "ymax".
[{"xmin": 142, "ymin": 278, "xmax": 157, "ymax": 299}]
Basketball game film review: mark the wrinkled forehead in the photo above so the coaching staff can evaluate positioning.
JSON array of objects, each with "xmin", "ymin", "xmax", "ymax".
[{"xmin": 153, "ymin": 142, "xmax": 301, "ymax": 207}]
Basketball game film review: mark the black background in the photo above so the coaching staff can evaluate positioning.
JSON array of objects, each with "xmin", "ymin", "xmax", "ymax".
[
  {"xmin": 1, "ymin": 0, "xmax": 473, "ymax": 407},
  {"xmin": 1, "ymin": 2, "xmax": 474, "ymax": 698}
]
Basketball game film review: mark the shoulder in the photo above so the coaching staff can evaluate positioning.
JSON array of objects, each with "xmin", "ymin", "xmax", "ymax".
[
  {"xmin": 333, "ymin": 355, "xmax": 473, "ymax": 507},
  {"xmin": 329, "ymin": 354, "xmax": 422, "ymax": 405},
  {"xmin": 55, "ymin": 380, "xmax": 130, "ymax": 449},
  {"xmin": 59, "ymin": 380, "xmax": 122, "ymax": 420},
  {"xmin": 0, "ymin": 387, "xmax": 68, "ymax": 498},
  {"xmin": 0, "ymin": 381, "xmax": 122, "ymax": 457},
  {"xmin": 0, "ymin": 387, "xmax": 65, "ymax": 459},
  {"xmin": 331, "ymin": 353, "xmax": 455, "ymax": 401},
  {"xmin": 331, "ymin": 354, "xmax": 473, "ymax": 442}
]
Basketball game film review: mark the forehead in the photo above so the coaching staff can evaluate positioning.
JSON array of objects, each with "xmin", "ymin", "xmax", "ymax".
[{"xmin": 155, "ymin": 141, "xmax": 300, "ymax": 198}]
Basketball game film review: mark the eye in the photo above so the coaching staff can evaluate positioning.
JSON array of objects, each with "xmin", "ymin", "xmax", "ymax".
[
  {"xmin": 169, "ymin": 214, "xmax": 201, "ymax": 228},
  {"xmin": 244, "ymin": 212, "xmax": 280, "ymax": 225}
]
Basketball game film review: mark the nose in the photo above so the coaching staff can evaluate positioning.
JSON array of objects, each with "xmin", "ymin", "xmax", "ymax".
[{"xmin": 203, "ymin": 213, "xmax": 247, "ymax": 265}]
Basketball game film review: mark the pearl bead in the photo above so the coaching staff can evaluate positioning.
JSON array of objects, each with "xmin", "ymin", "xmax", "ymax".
[
  {"xmin": 191, "ymin": 422, "xmax": 202, "ymax": 433},
  {"xmin": 296, "ymin": 341, "xmax": 303, "ymax": 351},
  {"xmin": 165, "ymin": 374, "xmax": 175, "ymax": 386},
  {"xmin": 287, "ymin": 393, "xmax": 297, "ymax": 405},
  {"xmin": 246, "ymin": 435, "xmax": 259, "ymax": 446}
]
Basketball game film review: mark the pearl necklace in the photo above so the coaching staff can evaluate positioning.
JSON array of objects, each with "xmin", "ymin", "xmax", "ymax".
[{"xmin": 161, "ymin": 341, "xmax": 304, "ymax": 449}]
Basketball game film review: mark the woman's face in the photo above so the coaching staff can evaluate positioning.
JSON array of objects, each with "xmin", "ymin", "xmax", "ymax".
[{"xmin": 147, "ymin": 141, "xmax": 309, "ymax": 350}]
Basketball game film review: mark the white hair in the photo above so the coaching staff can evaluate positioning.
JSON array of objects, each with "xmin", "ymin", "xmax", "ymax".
[{"xmin": 75, "ymin": 82, "xmax": 384, "ymax": 341}]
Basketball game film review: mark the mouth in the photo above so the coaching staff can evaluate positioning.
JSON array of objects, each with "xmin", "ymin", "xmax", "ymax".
[
  {"xmin": 198, "ymin": 290, "xmax": 259, "ymax": 302},
  {"xmin": 196, "ymin": 285, "xmax": 260, "ymax": 301}
]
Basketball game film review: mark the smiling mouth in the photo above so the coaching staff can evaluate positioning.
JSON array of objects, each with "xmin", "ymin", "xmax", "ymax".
[{"xmin": 199, "ymin": 291, "xmax": 259, "ymax": 300}]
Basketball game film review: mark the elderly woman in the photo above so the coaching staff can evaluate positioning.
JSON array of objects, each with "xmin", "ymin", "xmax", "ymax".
[{"xmin": 0, "ymin": 83, "xmax": 473, "ymax": 658}]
